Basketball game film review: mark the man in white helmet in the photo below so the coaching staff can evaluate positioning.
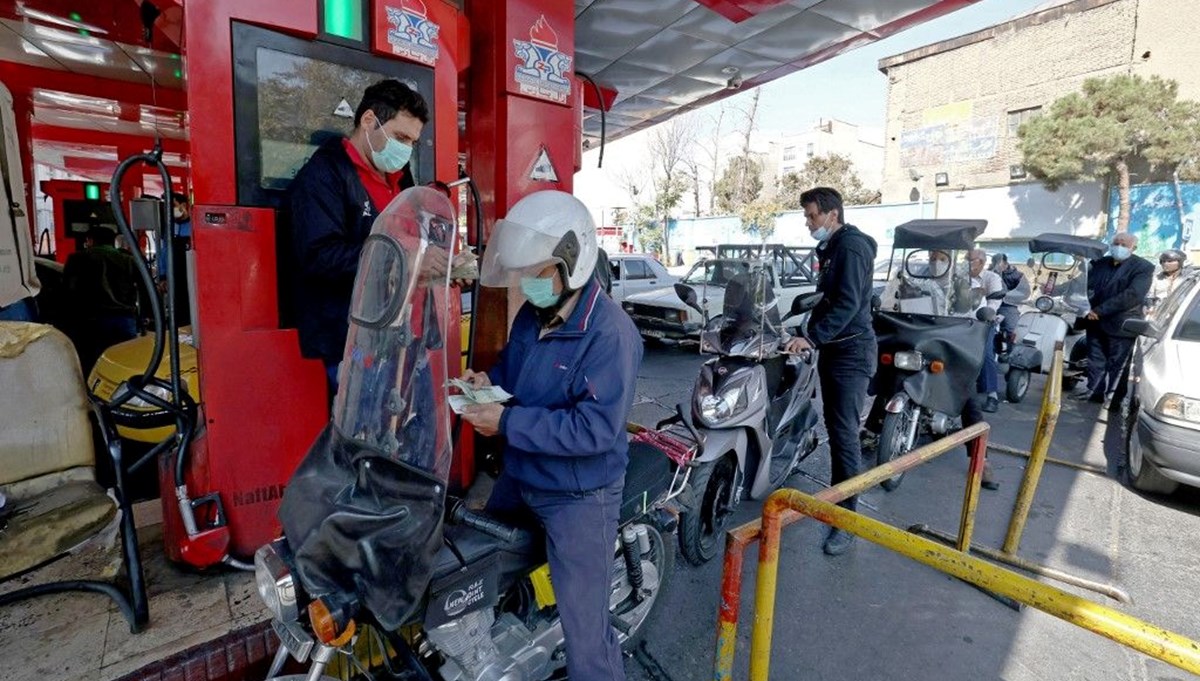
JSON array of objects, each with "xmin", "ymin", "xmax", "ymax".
[{"xmin": 459, "ymin": 190, "xmax": 642, "ymax": 681}]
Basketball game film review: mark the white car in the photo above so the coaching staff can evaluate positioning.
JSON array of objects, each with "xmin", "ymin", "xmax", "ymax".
[
  {"xmin": 622, "ymin": 250, "xmax": 817, "ymax": 341},
  {"xmin": 1124, "ymin": 270, "xmax": 1200, "ymax": 494},
  {"xmin": 606, "ymin": 253, "xmax": 675, "ymax": 304}
]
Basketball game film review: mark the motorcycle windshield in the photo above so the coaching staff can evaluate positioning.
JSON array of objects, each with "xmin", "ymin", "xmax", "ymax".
[
  {"xmin": 1036, "ymin": 253, "xmax": 1090, "ymax": 314},
  {"xmin": 333, "ymin": 186, "xmax": 457, "ymax": 482},
  {"xmin": 888, "ymin": 248, "xmax": 978, "ymax": 317},
  {"xmin": 705, "ymin": 264, "xmax": 783, "ymax": 358}
]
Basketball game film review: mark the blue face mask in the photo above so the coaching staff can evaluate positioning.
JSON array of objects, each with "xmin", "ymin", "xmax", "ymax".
[
  {"xmin": 520, "ymin": 276, "xmax": 559, "ymax": 308},
  {"xmin": 367, "ymin": 123, "xmax": 413, "ymax": 173},
  {"xmin": 1111, "ymin": 245, "xmax": 1132, "ymax": 261},
  {"xmin": 810, "ymin": 214, "xmax": 835, "ymax": 242}
]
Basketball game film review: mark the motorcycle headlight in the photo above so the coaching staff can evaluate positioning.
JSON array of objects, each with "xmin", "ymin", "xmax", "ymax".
[
  {"xmin": 893, "ymin": 351, "xmax": 924, "ymax": 372},
  {"xmin": 125, "ymin": 382, "xmax": 184, "ymax": 409},
  {"xmin": 1155, "ymin": 394, "xmax": 1200, "ymax": 425},
  {"xmin": 694, "ymin": 366, "xmax": 754, "ymax": 426},
  {"xmin": 255, "ymin": 543, "xmax": 299, "ymax": 622},
  {"xmin": 1034, "ymin": 295, "xmax": 1054, "ymax": 313}
]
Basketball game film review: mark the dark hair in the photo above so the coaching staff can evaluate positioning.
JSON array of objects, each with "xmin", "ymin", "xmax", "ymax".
[
  {"xmin": 170, "ymin": 191, "xmax": 188, "ymax": 206},
  {"xmin": 799, "ymin": 187, "xmax": 843, "ymax": 222},
  {"xmin": 88, "ymin": 225, "xmax": 117, "ymax": 245},
  {"xmin": 992, "ymin": 253, "xmax": 1008, "ymax": 265},
  {"xmin": 354, "ymin": 79, "xmax": 430, "ymax": 127}
]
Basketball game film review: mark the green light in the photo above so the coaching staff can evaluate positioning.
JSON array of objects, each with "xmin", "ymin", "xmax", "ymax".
[
  {"xmin": 169, "ymin": 53, "xmax": 180, "ymax": 60},
  {"xmin": 84, "ymin": 183, "xmax": 100, "ymax": 201},
  {"xmin": 323, "ymin": 0, "xmax": 363, "ymax": 41},
  {"xmin": 173, "ymin": 68, "xmax": 182, "ymax": 79},
  {"xmin": 69, "ymin": 12, "xmax": 81, "ymax": 21}
]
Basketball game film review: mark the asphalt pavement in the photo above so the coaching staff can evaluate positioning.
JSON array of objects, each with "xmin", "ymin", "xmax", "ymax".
[{"xmin": 624, "ymin": 341, "xmax": 1200, "ymax": 681}]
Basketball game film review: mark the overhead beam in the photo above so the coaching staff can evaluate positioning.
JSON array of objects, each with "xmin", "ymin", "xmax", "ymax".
[
  {"xmin": 33, "ymin": 123, "xmax": 190, "ymax": 155},
  {"xmin": 0, "ymin": 63, "xmax": 187, "ymax": 111}
]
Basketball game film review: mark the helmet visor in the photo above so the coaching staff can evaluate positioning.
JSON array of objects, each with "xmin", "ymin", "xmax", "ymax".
[{"xmin": 479, "ymin": 218, "xmax": 563, "ymax": 287}]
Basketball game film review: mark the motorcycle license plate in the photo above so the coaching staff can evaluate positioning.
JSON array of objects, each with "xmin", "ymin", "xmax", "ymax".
[{"xmin": 272, "ymin": 618, "xmax": 315, "ymax": 663}]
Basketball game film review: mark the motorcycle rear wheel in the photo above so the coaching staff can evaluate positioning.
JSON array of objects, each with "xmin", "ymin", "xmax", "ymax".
[
  {"xmin": 612, "ymin": 523, "xmax": 675, "ymax": 650},
  {"xmin": 680, "ymin": 455, "xmax": 738, "ymax": 565},
  {"xmin": 878, "ymin": 409, "xmax": 914, "ymax": 491},
  {"xmin": 1006, "ymin": 369, "xmax": 1030, "ymax": 403}
]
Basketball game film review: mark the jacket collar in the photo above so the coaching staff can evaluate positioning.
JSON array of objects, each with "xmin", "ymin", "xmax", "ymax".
[{"xmin": 543, "ymin": 278, "xmax": 603, "ymax": 338}]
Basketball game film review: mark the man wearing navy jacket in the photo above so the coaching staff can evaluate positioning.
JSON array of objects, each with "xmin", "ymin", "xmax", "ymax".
[
  {"xmin": 286, "ymin": 79, "xmax": 428, "ymax": 392},
  {"xmin": 460, "ymin": 191, "xmax": 642, "ymax": 681}
]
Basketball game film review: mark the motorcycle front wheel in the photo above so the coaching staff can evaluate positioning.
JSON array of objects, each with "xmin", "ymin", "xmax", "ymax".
[
  {"xmin": 680, "ymin": 455, "xmax": 738, "ymax": 565},
  {"xmin": 878, "ymin": 408, "xmax": 916, "ymax": 491}
]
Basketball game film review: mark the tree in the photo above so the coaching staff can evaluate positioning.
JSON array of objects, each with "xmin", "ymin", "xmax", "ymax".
[
  {"xmin": 713, "ymin": 156, "xmax": 763, "ymax": 215},
  {"xmin": 647, "ymin": 117, "xmax": 696, "ymax": 257},
  {"xmin": 1018, "ymin": 74, "xmax": 1200, "ymax": 232},
  {"xmin": 779, "ymin": 154, "xmax": 881, "ymax": 209},
  {"xmin": 702, "ymin": 104, "xmax": 729, "ymax": 215},
  {"xmin": 738, "ymin": 197, "xmax": 784, "ymax": 243}
]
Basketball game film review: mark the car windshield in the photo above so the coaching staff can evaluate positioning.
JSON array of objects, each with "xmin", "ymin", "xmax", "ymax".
[{"xmin": 682, "ymin": 259, "xmax": 751, "ymax": 287}]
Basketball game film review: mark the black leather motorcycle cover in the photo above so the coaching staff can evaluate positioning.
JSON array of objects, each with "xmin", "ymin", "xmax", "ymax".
[
  {"xmin": 280, "ymin": 423, "xmax": 445, "ymax": 631},
  {"xmin": 874, "ymin": 311, "xmax": 988, "ymax": 416}
]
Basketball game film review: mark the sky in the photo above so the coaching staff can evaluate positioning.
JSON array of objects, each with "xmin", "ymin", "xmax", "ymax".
[{"xmin": 575, "ymin": 0, "xmax": 1058, "ymax": 222}]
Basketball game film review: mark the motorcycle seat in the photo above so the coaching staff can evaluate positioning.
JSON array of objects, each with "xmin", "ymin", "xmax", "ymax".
[{"xmin": 432, "ymin": 522, "xmax": 544, "ymax": 584}]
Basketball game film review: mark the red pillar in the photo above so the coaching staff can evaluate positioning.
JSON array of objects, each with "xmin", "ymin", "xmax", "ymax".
[{"xmin": 465, "ymin": 0, "xmax": 578, "ymax": 371}]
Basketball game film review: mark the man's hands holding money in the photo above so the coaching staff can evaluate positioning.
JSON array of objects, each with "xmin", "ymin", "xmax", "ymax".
[
  {"xmin": 460, "ymin": 369, "xmax": 491, "ymax": 388},
  {"xmin": 450, "ymin": 370, "xmax": 510, "ymax": 435},
  {"xmin": 462, "ymin": 403, "xmax": 503, "ymax": 436}
]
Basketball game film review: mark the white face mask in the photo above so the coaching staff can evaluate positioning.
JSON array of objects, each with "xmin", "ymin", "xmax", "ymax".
[{"xmin": 173, "ymin": 208, "xmax": 185, "ymax": 220}]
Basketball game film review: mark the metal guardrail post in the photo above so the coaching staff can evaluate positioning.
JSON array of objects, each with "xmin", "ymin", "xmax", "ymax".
[
  {"xmin": 752, "ymin": 492, "xmax": 1200, "ymax": 678},
  {"xmin": 957, "ymin": 431, "xmax": 986, "ymax": 551},
  {"xmin": 1003, "ymin": 345, "xmax": 1064, "ymax": 555}
]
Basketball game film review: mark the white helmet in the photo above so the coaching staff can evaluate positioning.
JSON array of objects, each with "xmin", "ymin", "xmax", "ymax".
[{"xmin": 479, "ymin": 190, "xmax": 598, "ymax": 290}]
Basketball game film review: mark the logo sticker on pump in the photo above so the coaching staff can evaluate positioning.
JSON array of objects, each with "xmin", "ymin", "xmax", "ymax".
[
  {"xmin": 512, "ymin": 15, "xmax": 572, "ymax": 105},
  {"xmin": 385, "ymin": 0, "xmax": 440, "ymax": 67}
]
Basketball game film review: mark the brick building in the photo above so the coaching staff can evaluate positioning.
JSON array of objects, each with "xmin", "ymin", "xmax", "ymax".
[{"xmin": 878, "ymin": 0, "xmax": 1200, "ymax": 210}]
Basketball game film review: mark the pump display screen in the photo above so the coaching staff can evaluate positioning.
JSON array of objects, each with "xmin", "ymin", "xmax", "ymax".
[
  {"xmin": 62, "ymin": 199, "xmax": 118, "ymax": 235},
  {"xmin": 232, "ymin": 22, "xmax": 435, "ymax": 207}
]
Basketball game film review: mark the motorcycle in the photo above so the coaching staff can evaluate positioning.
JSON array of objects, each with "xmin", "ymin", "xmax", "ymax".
[
  {"xmin": 256, "ymin": 187, "xmax": 677, "ymax": 681},
  {"xmin": 873, "ymin": 219, "xmax": 992, "ymax": 491},
  {"xmin": 999, "ymin": 233, "xmax": 1104, "ymax": 400},
  {"xmin": 664, "ymin": 263, "xmax": 823, "ymax": 564}
]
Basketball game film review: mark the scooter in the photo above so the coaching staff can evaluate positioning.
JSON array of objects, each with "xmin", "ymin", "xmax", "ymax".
[
  {"xmin": 662, "ymin": 266, "xmax": 823, "ymax": 565},
  {"xmin": 999, "ymin": 233, "xmax": 1105, "ymax": 401},
  {"xmin": 257, "ymin": 188, "xmax": 677, "ymax": 681}
]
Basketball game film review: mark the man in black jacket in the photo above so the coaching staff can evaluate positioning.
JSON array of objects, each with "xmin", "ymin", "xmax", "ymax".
[
  {"xmin": 1072, "ymin": 232, "xmax": 1153, "ymax": 403},
  {"xmin": 784, "ymin": 187, "xmax": 877, "ymax": 555},
  {"xmin": 286, "ymin": 79, "xmax": 428, "ymax": 393}
]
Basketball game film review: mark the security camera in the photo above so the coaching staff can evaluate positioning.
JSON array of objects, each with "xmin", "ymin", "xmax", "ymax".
[{"xmin": 726, "ymin": 74, "xmax": 743, "ymax": 90}]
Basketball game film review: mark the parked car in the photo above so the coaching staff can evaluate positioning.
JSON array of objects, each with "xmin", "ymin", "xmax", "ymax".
[
  {"xmin": 622, "ymin": 245, "xmax": 817, "ymax": 341},
  {"xmin": 1123, "ymin": 269, "xmax": 1200, "ymax": 494},
  {"xmin": 607, "ymin": 253, "xmax": 675, "ymax": 303}
]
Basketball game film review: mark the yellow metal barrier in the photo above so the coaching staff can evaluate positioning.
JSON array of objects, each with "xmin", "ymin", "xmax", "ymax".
[
  {"xmin": 714, "ymin": 423, "xmax": 991, "ymax": 681},
  {"xmin": 1003, "ymin": 345, "xmax": 1064, "ymax": 554},
  {"xmin": 749, "ymin": 492, "xmax": 1200, "ymax": 680}
]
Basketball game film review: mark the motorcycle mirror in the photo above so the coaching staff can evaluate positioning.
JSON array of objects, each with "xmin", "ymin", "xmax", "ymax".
[
  {"xmin": 1122, "ymin": 318, "xmax": 1161, "ymax": 339},
  {"xmin": 789, "ymin": 291, "xmax": 824, "ymax": 317},
  {"xmin": 675, "ymin": 283, "xmax": 703, "ymax": 314},
  {"xmin": 976, "ymin": 306, "xmax": 997, "ymax": 322}
]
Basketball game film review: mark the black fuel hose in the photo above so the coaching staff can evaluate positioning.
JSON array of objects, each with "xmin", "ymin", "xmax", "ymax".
[
  {"xmin": 575, "ymin": 72, "xmax": 606, "ymax": 169},
  {"xmin": 107, "ymin": 143, "xmax": 194, "ymax": 489},
  {"xmin": 462, "ymin": 172, "xmax": 484, "ymax": 372}
]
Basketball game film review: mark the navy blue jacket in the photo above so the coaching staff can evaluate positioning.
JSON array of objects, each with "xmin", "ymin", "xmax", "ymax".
[
  {"xmin": 286, "ymin": 138, "xmax": 412, "ymax": 363},
  {"xmin": 1088, "ymin": 254, "xmax": 1154, "ymax": 337},
  {"xmin": 807, "ymin": 223, "xmax": 877, "ymax": 346},
  {"xmin": 489, "ymin": 278, "xmax": 643, "ymax": 493}
]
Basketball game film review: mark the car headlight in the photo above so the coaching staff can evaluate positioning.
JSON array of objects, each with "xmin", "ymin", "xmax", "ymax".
[
  {"xmin": 254, "ymin": 543, "xmax": 299, "ymax": 622},
  {"xmin": 1155, "ymin": 394, "xmax": 1200, "ymax": 424},
  {"xmin": 623, "ymin": 302, "xmax": 636, "ymax": 314},
  {"xmin": 124, "ymin": 382, "xmax": 187, "ymax": 409},
  {"xmin": 893, "ymin": 351, "xmax": 924, "ymax": 372}
]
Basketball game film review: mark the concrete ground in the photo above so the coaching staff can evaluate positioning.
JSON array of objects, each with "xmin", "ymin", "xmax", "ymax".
[
  {"xmin": 3, "ymin": 340, "xmax": 1198, "ymax": 681},
  {"xmin": 625, "ymin": 342, "xmax": 1200, "ymax": 681}
]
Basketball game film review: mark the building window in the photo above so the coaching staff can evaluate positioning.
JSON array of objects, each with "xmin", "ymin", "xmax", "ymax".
[
  {"xmin": 781, "ymin": 166, "xmax": 794, "ymax": 175},
  {"xmin": 782, "ymin": 146, "xmax": 797, "ymax": 161},
  {"xmin": 806, "ymin": 142, "xmax": 815, "ymax": 158},
  {"xmin": 1007, "ymin": 106, "xmax": 1042, "ymax": 136}
]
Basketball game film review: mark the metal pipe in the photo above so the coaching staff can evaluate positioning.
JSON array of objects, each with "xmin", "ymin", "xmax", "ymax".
[
  {"xmin": 957, "ymin": 433, "xmax": 987, "ymax": 551},
  {"xmin": 1004, "ymin": 347, "xmax": 1064, "ymax": 555},
  {"xmin": 755, "ymin": 494, "xmax": 1200, "ymax": 677},
  {"xmin": 715, "ymin": 423, "xmax": 991, "ymax": 679},
  {"xmin": 909, "ymin": 524, "xmax": 1133, "ymax": 605},
  {"xmin": 988, "ymin": 443, "xmax": 1108, "ymax": 476}
]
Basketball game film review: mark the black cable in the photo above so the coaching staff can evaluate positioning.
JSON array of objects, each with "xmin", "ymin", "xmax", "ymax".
[
  {"xmin": 576, "ymin": 72, "xmax": 606, "ymax": 169},
  {"xmin": 463, "ymin": 172, "xmax": 484, "ymax": 372}
]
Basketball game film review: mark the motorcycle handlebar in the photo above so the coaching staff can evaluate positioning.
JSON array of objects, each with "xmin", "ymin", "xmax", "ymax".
[{"xmin": 451, "ymin": 503, "xmax": 521, "ymax": 543}]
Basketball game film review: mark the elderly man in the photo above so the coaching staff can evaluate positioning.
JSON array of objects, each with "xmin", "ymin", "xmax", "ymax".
[
  {"xmin": 968, "ymin": 249, "xmax": 1005, "ymax": 412},
  {"xmin": 1073, "ymin": 232, "xmax": 1153, "ymax": 403}
]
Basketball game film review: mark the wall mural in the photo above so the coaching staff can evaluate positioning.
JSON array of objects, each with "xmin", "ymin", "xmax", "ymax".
[{"xmin": 1106, "ymin": 181, "xmax": 1197, "ymax": 254}]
